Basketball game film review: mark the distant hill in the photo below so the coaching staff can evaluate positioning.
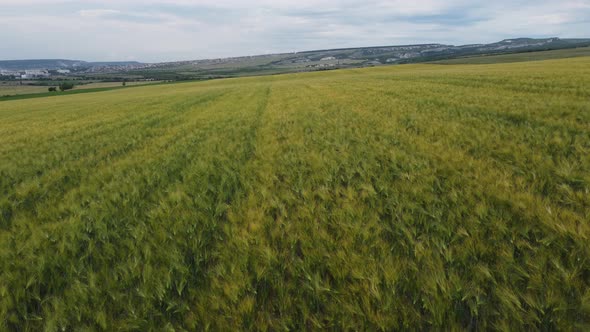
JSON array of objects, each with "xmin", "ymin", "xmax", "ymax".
[
  {"xmin": 130, "ymin": 37, "xmax": 590, "ymax": 80},
  {"xmin": 431, "ymin": 46, "xmax": 590, "ymax": 65},
  {"xmin": 2, "ymin": 37, "xmax": 589, "ymax": 78},
  {"xmin": 284, "ymin": 37, "xmax": 590, "ymax": 65},
  {"xmin": 0, "ymin": 59, "xmax": 143, "ymax": 70}
]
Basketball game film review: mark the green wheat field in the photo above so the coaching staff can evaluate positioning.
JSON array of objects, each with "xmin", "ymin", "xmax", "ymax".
[{"xmin": 1, "ymin": 57, "xmax": 589, "ymax": 330}]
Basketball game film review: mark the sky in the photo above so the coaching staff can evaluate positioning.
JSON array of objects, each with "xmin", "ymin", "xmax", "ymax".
[{"xmin": 1, "ymin": 0, "xmax": 589, "ymax": 62}]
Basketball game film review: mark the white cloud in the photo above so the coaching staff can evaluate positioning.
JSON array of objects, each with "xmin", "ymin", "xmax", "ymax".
[
  {"xmin": 0, "ymin": 0, "xmax": 588, "ymax": 61},
  {"xmin": 78, "ymin": 9, "xmax": 121, "ymax": 17}
]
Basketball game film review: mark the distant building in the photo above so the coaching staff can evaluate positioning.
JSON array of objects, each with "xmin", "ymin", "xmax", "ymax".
[
  {"xmin": 306, "ymin": 63, "xmax": 337, "ymax": 69},
  {"xmin": 57, "ymin": 69, "xmax": 71, "ymax": 74},
  {"xmin": 24, "ymin": 70, "xmax": 50, "ymax": 78},
  {"xmin": 0, "ymin": 70, "xmax": 21, "ymax": 77},
  {"xmin": 320, "ymin": 56, "xmax": 336, "ymax": 61}
]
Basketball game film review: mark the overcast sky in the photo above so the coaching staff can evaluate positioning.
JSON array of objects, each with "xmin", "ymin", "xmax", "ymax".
[{"xmin": 1, "ymin": 0, "xmax": 589, "ymax": 62}]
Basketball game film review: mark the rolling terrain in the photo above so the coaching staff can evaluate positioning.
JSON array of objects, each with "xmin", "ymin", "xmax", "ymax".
[
  {"xmin": 432, "ymin": 46, "xmax": 590, "ymax": 64},
  {"xmin": 125, "ymin": 37, "xmax": 590, "ymax": 80},
  {"xmin": 0, "ymin": 57, "xmax": 589, "ymax": 330},
  {"xmin": 2, "ymin": 37, "xmax": 589, "ymax": 82}
]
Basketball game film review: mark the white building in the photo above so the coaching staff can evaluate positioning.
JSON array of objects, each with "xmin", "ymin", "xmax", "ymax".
[
  {"xmin": 0, "ymin": 70, "xmax": 20, "ymax": 76},
  {"xmin": 24, "ymin": 70, "xmax": 50, "ymax": 78},
  {"xmin": 320, "ymin": 56, "xmax": 336, "ymax": 61},
  {"xmin": 57, "ymin": 69, "xmax": 71, "ymax": 74}
]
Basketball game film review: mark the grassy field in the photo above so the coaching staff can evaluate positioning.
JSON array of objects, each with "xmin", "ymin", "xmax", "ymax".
[
  {"xmin": 0, "ymin": 84, "xmax": 50, "ymax": 96},
  {"xmin": 0, "ymin": 81, "xmax": 162, "ymax": 97},
  {"xmin": 74, "ymin": 81, "xmax": 162, "ymax": 90},
  {"xmin": 0, "ymin": 57, "xmax": 589, "ymax": 330},
  {"xmin": 432, "ymin": 46, "xmax": 590, "ymax": 64}
]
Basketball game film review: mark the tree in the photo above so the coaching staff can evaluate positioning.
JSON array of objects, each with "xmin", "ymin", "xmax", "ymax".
[
  {"xmin": 122, "ymin": 81, "xmax": 126, "ymax": 86},
  {"xmin": 59, "ymin": 82, "xmax": 74, "ymax": 91},
  {"xmin": 48, "ymin": 87, "xmax": 57, "ymax": 92}
]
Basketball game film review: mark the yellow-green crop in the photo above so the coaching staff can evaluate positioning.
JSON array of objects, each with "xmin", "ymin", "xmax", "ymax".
[{"xmin": 1, "ymin": 57, "xmax": 589, "ymax": 330}]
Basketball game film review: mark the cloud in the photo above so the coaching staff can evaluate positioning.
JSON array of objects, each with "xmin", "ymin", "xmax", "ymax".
[
  {"xmin": 78, "ymin": 9, "xmax": 121, "ymax": 17},
  {"xmin": 0, "ymin": 0, "xmax": 589, "ymax": 62}
]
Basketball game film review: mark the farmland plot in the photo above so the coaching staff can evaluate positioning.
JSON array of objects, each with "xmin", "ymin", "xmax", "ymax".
[{"xmin": 0, "ymin": 57, "xmax": 589, "ymax": 330}]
